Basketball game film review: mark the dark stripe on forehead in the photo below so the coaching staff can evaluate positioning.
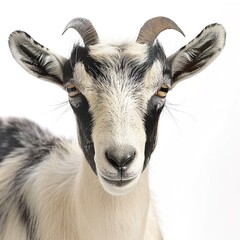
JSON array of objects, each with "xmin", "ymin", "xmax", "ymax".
[
  {"xmin": 128, "ymin": 41, "xmax": 170, "ymax": 82},
  {"xmin": 150, "ymin": 40, "xmax": 167, "ymax": 62},
  {"xmin": 69, "ymin": 45, "xmax": 104, "ymax": 79},
  {"xmin": 125, "ymin": 59, "xmax": 151, "ymax": 81},
  {"xmin": 63, "ymin": 41, "xmax": 170, "ymax": 86},
  {"xmin": 150, "ymin": 41, "xmax": 171, "ymax": 76}
]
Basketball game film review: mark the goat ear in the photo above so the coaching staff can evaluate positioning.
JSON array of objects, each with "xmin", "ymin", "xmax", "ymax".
[
  {"xmin": 9, "ymin": 31, "xmax": 67, "ymax": 87},
  {"xmin": 168, "ymin": 24, "xmax": 226, "ymax": 87}
]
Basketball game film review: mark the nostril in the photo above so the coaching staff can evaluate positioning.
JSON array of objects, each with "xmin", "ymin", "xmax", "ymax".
[
  {"xmin": 105, "ymin": 151, "xmax": 120, "ymax": 169},
  {"xmin": 105, "ymin": 147, "xmax": 136, "ymax": 169},
  {"xmin": 125, "ymin": 152, "xmax": 135, "ymax": 164}
]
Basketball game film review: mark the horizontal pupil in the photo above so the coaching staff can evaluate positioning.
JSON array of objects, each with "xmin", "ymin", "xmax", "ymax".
[
  {"xmin": 67, "ymin": 87, "xmax": 77, "ymax": 93},
  {"xmin": 159, "ymin": 87, "xmax": 168, "ymax": 93}
]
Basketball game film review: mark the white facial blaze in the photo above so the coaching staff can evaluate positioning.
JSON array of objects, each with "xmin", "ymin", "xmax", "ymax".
[{"xmin": 89, "ymin": 79, "xmax": 146, "ymax": 195}]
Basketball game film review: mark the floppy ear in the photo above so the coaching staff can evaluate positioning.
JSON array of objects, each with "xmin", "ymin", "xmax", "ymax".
[
  {"xmin": 168, "ymin": 24, "xmax": 226, "ymax": 87},
  {"xmin": 9, "ymin": 31, "xmax": 67, "ymax": 87}
]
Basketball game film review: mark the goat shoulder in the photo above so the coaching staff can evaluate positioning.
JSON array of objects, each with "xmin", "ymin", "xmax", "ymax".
[{"xmin": 0, "ymin": 118, "xmax": 81, "ymax": 240}]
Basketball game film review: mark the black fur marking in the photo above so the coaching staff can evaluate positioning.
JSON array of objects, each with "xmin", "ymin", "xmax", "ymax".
[
  {"xmin": 17, "ymin": 31, "xmax": 45, "ymax": 49},
  {"xmin": 172, "ymin": 38, "xmax": 216, "ymax": 80},
  {"xmin": 128, "ymin": 41, "xmax": 168, "ymax": 82},
  {"xmin": 128, "ymin": 60, "xmax": 150, "ymax": 81},
  {"xmin": 150, "ymin": 41, "xmax": 167, "ymax": 63},
  {"xmin": 63, "ymin": 60, "xmax": 73, "ymax": 83},
  {"xmin": 0, "ymin": 118, "xmax": 63, "ymax": 239},
  {"xmin": 70, "ymin": 93, "xmax": 96, "ymax": 174},
  {"xmin": 70, "ymin": 45, "xmax": 104, "ymax": 80},
  {"xmin": 142, "ymin": 43, "xmax": 169, "ymax": 168},
  {"xmin": 0, "ymin": 119, "xmax": 24, "ymax": 163},
  {"xmin": 65, "ymin": 42, "xmax": 167, "ymax": 90},
  {"xmin": 18, "ymin": 194, "xmax": 39, "ymax": 240},
  {"xmin": 143, "ymin": 96, "xmax": 164, "ymax": 170},
  {"xmin": 64, "ymin": 42, "xmax": 167, "ymax": 85},
  {"xmin": 63, "ymin": 45, "xmax": 106, "ymax": 85},
  {"xmin": 13, "ymin": 144, "xmax": 55, "ymax": 186},
  {"xmin": 150, "ymin": 41, "xmax": 172, "ymax": 79},
  {"xmin": 19, "ymin": 45, "xmax": 62, "ymax": 85},
  {"xmin": 12, "ymin": 129, "xmax": 59, "ymax": 238},
  {"xmin": 196, "ymin": 23, "xmax": 218, "ymax": 39}
]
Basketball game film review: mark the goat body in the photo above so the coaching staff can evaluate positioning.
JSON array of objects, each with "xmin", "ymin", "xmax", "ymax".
[
  {"xmin": 0, "ymin": 118, "xmax": 160, "ymax": 240},
  {"xmin": 0, "ymin": 17, "xmax": 226, "ymax": 239}
]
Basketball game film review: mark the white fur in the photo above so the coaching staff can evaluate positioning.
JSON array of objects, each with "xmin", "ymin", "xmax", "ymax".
[{"xmin": 0, "ymin": 136, "xmax": 162, "ymax": 240}]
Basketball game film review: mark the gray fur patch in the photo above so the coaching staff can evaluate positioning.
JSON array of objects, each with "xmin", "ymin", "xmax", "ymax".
[{"xmin": 0, "ymin": 118, "xmax": 66, "ymax": 239}]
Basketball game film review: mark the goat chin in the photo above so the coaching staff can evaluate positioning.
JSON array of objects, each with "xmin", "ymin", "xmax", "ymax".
[{"xmin": 98, "ymin": 174, "xmax": 141, "ymax": 196}]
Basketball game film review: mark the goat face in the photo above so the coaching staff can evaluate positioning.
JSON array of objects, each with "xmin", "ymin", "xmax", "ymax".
[
  {"xmin": 9, "ymin": 17, "xmax": 226, "ymax": 195},
  {"xmin": 63, "ymin": 42, "xmax": 170, "ymax": 194}
]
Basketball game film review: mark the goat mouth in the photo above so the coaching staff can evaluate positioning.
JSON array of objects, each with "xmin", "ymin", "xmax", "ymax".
[{"xmin": 101, "ymin": 175, "xmax": 136, "ymax": 187}]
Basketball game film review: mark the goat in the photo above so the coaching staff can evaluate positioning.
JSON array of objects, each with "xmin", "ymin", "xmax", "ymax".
[{"xmin": 1, "ymin": 17, "xmax": 226, "ymax": 240}]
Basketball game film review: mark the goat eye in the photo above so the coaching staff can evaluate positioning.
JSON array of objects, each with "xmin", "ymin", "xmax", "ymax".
[
  {"xmin": 66, "ymin": 84, "xmax": 80, "ymax": 97},
  {"xmin": 156, "ymin": 84, "xmax": 169, "ymax": 98}
]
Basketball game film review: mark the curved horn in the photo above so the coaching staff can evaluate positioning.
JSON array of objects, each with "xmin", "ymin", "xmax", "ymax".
[
  {"xmin": 63, "ymin": 18, "xmax": 99, "ymax": 46},
  {"xmin": 136, "ymin": 16, "xmax": 185, "ymax": 45}
]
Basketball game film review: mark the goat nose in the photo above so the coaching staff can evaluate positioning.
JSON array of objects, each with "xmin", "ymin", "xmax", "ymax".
[{"xmin": 105, "ymin": 147, "xmax": 136, "ymax": 169}]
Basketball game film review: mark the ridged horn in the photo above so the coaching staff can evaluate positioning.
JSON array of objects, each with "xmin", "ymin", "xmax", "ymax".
[
  {"xmin": 63, "ymin": 18, "xmax": 99, "ymax": 46},
  {"xmin": 136, "ymin": 16, "xmax": 185, "ymax": 44}
]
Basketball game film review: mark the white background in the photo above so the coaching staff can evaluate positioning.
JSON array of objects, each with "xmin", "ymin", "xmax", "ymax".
[{"xmin": 1, "ymin": 1, "xmax": 239, "ymax": 240}]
